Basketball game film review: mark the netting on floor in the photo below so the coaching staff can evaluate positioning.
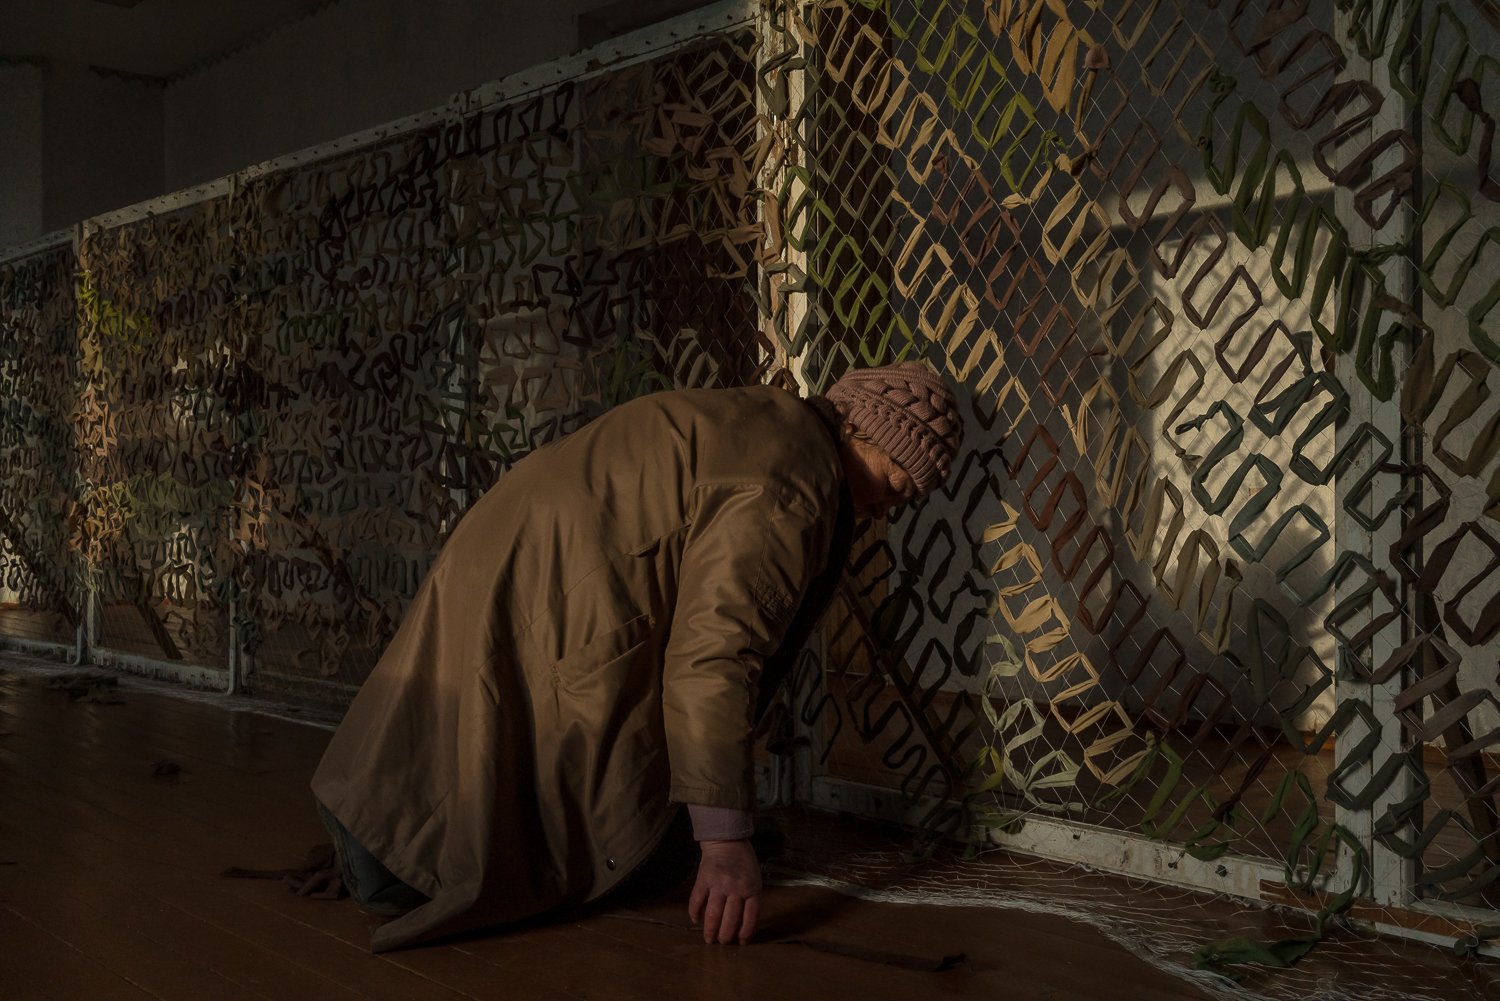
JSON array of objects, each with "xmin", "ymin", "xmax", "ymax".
[{"xmin": 764, "ymin": 810, "xmax": 1500, "ymax": 1001}]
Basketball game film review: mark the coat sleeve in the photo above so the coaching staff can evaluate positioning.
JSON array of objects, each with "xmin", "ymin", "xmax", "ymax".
[{"xmin": 661, "ymin": 481, "xmax": 834, "ymax": 810}]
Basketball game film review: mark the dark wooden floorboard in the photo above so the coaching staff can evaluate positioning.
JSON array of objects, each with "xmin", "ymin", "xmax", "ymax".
[
  {"xmin": 0, "ymin": 810, "xmax": 364, "ymax": 1001},
  {"xmin": 0, "ymin": 845, "xmax": 278, "ymax": 1001},
  {"xmin": 0, "ymin": 903, "xmax": 162, "ymax": 1001},
  {"xmin": 0, "ymin": 791, "xmax": 477, "ymax": 1001}
]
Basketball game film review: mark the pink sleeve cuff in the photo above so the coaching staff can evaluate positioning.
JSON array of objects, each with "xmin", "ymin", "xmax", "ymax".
[{"xmin": 686, "ymin": 804, "xmax": 754, "ymax": 841}]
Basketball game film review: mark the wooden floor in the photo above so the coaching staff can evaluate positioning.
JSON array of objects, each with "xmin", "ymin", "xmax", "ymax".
[{"xmin": 0, "ymin": 654, "xmax": 1219, "ymax": 1001}]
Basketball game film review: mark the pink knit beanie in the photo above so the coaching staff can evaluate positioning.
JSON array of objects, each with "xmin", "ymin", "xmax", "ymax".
[{"xmin": 825, "ymin": 362, "xmax": 962, "ymax": 493}]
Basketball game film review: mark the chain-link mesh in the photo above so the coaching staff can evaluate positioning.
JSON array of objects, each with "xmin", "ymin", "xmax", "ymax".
[
  {"xmin": 47, "ymin": 31, "xmax": 768, "ymax": 706},
  {"xmin": 77, "ymin": 202, "xmax": 237, "ymax": 669},
  {"xmin": 765, "ymin": 0, "xmax": 1500, "ymax": 930},
  {"xmin": 0, "ymin": 244, "xmax": 80, "ymax": 647}
]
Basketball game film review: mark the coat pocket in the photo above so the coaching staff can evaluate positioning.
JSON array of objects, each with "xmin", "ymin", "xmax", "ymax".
[{"xmin": 549, "ymin": 610, "xmax": 656, "ymax": 696}]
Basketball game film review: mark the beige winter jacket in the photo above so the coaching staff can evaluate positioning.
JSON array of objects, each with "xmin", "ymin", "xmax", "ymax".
[{"xmin": 311, "ymin": 384, "xmax": 844, "ymax": 951}]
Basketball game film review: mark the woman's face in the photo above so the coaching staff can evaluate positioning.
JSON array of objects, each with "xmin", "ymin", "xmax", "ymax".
[{"xmin": 840, "ymin": 437, "xmax": 919, "ymax": 520}]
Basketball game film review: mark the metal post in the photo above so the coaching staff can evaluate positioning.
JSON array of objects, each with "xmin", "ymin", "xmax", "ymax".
[
  {"xmin": 757, "ymin": 0, "xmax": 811, "ymax": 385},
  {"xmin": 225, "ymin": 594, "xmax": 240, "ymax": 696},
  {"xmin": 1330, "ymin": 2, "xmax": 1417, "ymax": 909},
  {"xmin": 85, "ymin": 583, "xmax": 98, "ymax": 659},
  {"xmin": 755, "ymin": 0, "xmax": 817, "ymax": 807}
]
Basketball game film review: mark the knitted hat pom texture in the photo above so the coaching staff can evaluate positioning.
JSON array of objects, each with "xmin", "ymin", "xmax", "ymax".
[{"xmin": 824, "ymin": 362, "xmax": 961, "ymax": 494}]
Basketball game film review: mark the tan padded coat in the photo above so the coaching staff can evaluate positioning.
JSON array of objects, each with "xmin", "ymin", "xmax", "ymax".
[{"xmin": 310, "ymin": 385, "xmax": 843, "ymax": 951}]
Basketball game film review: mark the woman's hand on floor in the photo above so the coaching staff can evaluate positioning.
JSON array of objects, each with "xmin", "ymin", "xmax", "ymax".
[{"xmin": 688, "ymin": 838, "xmax": 761, "ymax": 944}]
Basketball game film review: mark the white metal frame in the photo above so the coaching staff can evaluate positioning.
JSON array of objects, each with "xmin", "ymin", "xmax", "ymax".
[
  {"xmin": 0, "ymin": 635, "xmax": 83, "ymax": 665},
  {"xmin": 1331, "ymin": 0, "xmax": 1500, "ymax": 946},
  {"xmin": 51, "ymin": 0, "xmax": 761, "ymax": 238},
  {"xmin": 0, "ymin": 227, "xmax": 75, "ymax": 265},
  {"xmin": 1330, "ymin": 0, "xmax": 1419, "ymax": 916}
]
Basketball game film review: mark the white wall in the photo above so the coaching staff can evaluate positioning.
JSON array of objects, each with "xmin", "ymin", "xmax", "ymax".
[
  {"xmin": 0, "ymin": 0, "xmax": 719, "ymax": 249},
  {"xmin": 41, "ymin": 62, "xmax": 163, "ymax": 233},
  {"xmin": 0, "ymin": 64, "xmax": 45, "ymax": 249},
  {"xmin": 162, "ymin": 0, "xmax": 696, "ymax": 190}
]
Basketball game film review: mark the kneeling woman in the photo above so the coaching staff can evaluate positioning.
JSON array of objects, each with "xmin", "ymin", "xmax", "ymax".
[{"xmin": 311, "ymin": 362, "xmax": 962, "ymax": 952}]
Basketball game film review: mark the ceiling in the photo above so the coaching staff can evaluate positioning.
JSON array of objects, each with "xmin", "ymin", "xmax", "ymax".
[{"xmin": 0, "ymin": 0, "xmax": 338, "ymax": 80}]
